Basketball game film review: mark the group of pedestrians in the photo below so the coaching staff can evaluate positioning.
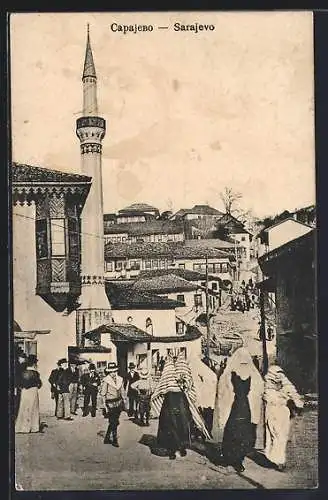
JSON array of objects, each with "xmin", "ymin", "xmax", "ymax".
[
  {"xmin": 231, "ymin": 279, "xmax": 258, "ymax": 313},
  {"xmin": 15, "ymin": 344, "xmax": 305, "ymax": 474},
  {"xmin": 49, "ymin": 359, "xmax": 101, "ymax": 420},
  {"xmin": 100, "ymin": 361, "xmax": 155, "ymax": 447}
]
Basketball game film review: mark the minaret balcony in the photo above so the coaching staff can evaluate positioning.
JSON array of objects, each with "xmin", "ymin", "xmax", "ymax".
[{"xmin": 76, "ymin": 116, "xmax": 106, "ymax": 131}]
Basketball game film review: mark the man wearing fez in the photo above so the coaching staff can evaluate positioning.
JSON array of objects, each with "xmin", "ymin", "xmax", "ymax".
[
  {"xmin": 124, "ymin": 362, "xmax": 140, "ymax": 418},
  {"xmin": 81, "ymin": 363, "xmax": 101, "ymax": 417},
  {"xmin": 101, "ymin": 362, "xmax": 124, "ymax": 447}
]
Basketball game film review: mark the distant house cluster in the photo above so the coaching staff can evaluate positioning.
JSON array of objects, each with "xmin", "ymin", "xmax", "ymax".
[{"xmin": 104, "ymin": 203, "xmax": 253, "ymax": 266}]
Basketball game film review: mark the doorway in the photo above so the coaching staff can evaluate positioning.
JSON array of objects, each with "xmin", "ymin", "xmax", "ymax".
[{"xmin": 116, "ymin": 343, "xmax": 128, "ymax": 379}]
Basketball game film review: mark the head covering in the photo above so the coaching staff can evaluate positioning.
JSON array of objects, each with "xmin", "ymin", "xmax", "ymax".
[
  {"xmin": 264, "ymin": 365, "xmax": 303, "ymax": 408},
  {"xmin": 212, "ymin": 347, "xmax": 264, "ymax": 443},
  {"xmin": 189, "ymin": 355, "xmax": 217, "ymax": 409},
  {"xmin": 128, "ymin": 362, "xmax": 136, "ymax": 369},
  {"xmin": 26, "ymin": 354, "xmax": 38, "ymax": 366},
  {"xmin": 151, "ymin": 351, "xmax": 211, "ymax": 440},
  {"xmin": 89, "ymin": 363, "xmax": 96, "ymax": 371},
  {"xmin": 58, "ymin": 358, "xmax": 67, "ymax": 366},
  {"xmin": 139, "ymin": 368, "xmax": 150, "ymax": 378},
  {"xmin": 107, "ymin": 362, "xmax": 118, "ymax": 373}
]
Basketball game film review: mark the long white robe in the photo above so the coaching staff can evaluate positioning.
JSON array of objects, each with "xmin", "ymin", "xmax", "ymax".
[
  {"xmin": 263, "ymin": 365, "xmax": 303, "ymax": 466},
  {"xmin": 15, "ymin": 387, "xmax": 40, "ymax": 434}
]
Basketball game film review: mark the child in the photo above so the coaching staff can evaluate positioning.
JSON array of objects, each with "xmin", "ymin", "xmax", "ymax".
[{"xmin": 131, "ymin": 368, "xmax": 154, "ymax": 426}]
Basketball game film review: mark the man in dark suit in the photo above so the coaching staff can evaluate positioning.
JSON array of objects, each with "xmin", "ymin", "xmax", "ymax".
[
  {"xmin": 68, "ymin": 361, "xmax": 80, "ymax": 415},
  {"xmin": 56, "ymin": 358, "xmax": 73, "ymax": 421},
  {"xmin": 81, "ymin": 364, "xmax": 101, "ymax": 417},
  {"xmin": 124, "ymin": 362, "xmax": 140, "ymax": 418},
  {"xmin": 48, "ymin": 360, "xmax": 61, "ymax": 416}
]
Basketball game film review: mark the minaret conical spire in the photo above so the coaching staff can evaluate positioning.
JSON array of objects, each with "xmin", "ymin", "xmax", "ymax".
[{"xmin": 83, "ymin": 24, "xmax": 97, "ymax": 80}]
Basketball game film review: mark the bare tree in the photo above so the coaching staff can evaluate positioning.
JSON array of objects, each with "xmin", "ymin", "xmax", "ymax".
[
  {"xmin": 219, "ymin": 187, "xmax": 242, "ymax": 214},
  {"xmin": 166, "ymin": 197, "xmax": 174, "ymax": 213}
]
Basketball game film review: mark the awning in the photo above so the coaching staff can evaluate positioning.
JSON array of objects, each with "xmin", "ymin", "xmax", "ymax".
[{"xmin": 13, "ymin": 320, "xmax": 51, "ymax": 340}]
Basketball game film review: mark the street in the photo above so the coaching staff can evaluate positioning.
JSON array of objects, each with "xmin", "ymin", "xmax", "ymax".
[
  {"xmin": 14, "ymin": 309, "xmax": 317, "ymax": 491},
  {"xmin": 15, "ymin": 406, "xmax": 317, "ymax": 490}
]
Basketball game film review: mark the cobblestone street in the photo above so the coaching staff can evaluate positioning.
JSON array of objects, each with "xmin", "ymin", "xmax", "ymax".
[{"xmin": 15, "ymin": 406, "xmax": 318, "ymax": 490}]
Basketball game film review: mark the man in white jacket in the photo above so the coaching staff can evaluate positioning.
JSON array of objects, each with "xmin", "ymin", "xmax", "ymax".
[{"xmin": 101, "ymin": 362, "xmax": 124, "ymax": 447}]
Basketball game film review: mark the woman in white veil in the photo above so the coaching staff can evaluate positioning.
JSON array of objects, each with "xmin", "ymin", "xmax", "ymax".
[{"xmin": 212, "ymin": 347, "xmax": 264, "ymax": 472}]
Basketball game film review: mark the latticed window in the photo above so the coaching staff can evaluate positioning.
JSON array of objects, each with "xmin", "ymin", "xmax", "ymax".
[
  {"xmin": 68, "ymin": 218, "xmax": 80, "ymax": 257},
  {"xmin": 50, "ymin": 219, "xmax": 66, "ymax": 256},
  {"xmin": 36, "ymin": 219, "xmax": 48, "ymax": 259}
]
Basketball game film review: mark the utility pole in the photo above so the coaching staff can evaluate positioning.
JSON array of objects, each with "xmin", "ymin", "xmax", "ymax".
[
  {"xmin": 234, "ymin": 239, "xmax": 239, "ymax": 282},
  {"xmin": 259, "ymin": 288, "xmax": 268, "ymax": 376},
  {"xmin": 205, "ymin": 253, "xmax": 211, "ymax": 362},
  {"xmin": 259, "ymin": 285, "xmax": 269, "ymax": 451}
]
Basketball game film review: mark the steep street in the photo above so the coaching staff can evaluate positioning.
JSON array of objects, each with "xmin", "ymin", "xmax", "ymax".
[{"xmin": 15, "ymin": 405, "xmax": 317, "ymax": 490}]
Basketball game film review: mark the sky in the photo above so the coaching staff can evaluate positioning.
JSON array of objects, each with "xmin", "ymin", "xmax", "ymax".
[{"xmin": 10, "ymin": 12, "xmax": 315, "ymax": 218}]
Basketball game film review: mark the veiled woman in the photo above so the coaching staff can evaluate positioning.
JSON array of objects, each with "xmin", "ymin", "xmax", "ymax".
[
  {"xmin": 263, "ymin": 365, "xmax": 303, "ymax": 471},
  {"xmin": 151, "ymin": 351, "xmax": 211, "ymax": 460},
  {"xmin": 15, "ymin": 354, "xmax": 42, "ymax": 434},
  {"xmin": 212, "ymin": 347, "xmax": 264, "ymax": 472}
]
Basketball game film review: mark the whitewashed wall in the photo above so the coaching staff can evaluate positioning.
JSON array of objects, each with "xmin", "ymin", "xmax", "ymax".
[{"xmin": 13, "ymin": 203, "xmax": 77, "ymax": 415}]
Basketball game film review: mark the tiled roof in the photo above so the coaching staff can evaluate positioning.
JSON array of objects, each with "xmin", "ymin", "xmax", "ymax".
[
  {"xmin": 84, "ymin": 323, "xmax": 202, "ymax": 344},
  {"xmin": 132, "ymin": 274, "xmax": 199, "ymax": 294},
  {"xmin": 150, "ymin": 325, "xmax": 202, "ymax": 343},
  {"xmin": 138, "ymin": 269, "xmax": 221, "ymax": 282},
  {"xmin": 184, "ymin": 239, "xmax": 236, "ymax": 250},
  {"xmin": 105, "ymin": 241, "xmax": 233, "ymax": 260},
  {"xmin": 85, "ymin": 323, "xmax": 152, "ymax": 342},
  {"xmin": 105, "ymin": 281, "xmax": 181, "ymax": 309},
  {"xmin": 14, "ymin": 320, "xmax": 22, "ymax": 332},
  {"xmin": 12, "ymin": 163, "xmax": 91, "ymax": 184},
  {"xmin": 118, "ymin": 203, "xmax": 159, "ymax": 214},
  {"xmin": 216, "ymin": 213, "xmax": 250, "ymax": 234},
  {"xmin": 172, "ymin": 205, "xmax": 223, "ymax": 218},
  {"xmin": 116, "ymin": 212, "xmax": 157, "ymax": 219},
  {"xmin": 69, "ymin": 346, "xmax": 112, "ymax": 353},
  {"xmin": 259, "ymin": 229, "xmax": 315, "ymax": 273},
  {"xmin": 104, "ymin": 220, "xmax": 184, "ymax": 236}
]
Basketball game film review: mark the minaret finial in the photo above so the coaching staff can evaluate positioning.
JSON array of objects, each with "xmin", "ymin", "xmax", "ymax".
[{"xmin": 82, "ymin": 24, "xmax": 96, "ymax": 80}]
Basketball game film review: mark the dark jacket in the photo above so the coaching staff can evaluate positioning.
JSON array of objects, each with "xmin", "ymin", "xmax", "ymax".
[
  {"xmin": 67, "ymin": 367, "xmax": 80, "ymax": 384},
  {"xmin": 80, "ymin": 372, "xmax": 101, "ymax": 393},
  {"xmin": 49, "ymin": 368, "xmax": 60, "ymax": 392},
  {"xmin": 124, "ymin": 371, "xmax": 140, "ymax": 396},
  {"xmin": 15, "ymin": 361, "xmax": 27, "ymax": 389},
  {"xmin": 20, "ymin": 368, "xmax": 42, "ymax": 389},
  {"xmin": 56, "ymin": 368, "xmax": 72, "ymax": 394}
]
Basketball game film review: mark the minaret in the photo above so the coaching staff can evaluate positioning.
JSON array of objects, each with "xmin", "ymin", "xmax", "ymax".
[{"xmin": 76, "ymin": 25, "xmax": 111, "ymax": 341}]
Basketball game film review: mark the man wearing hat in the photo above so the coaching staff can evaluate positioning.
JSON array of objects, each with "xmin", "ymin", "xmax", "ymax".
[
  {"xmin": 101, "ymin": 362, "xmax": 124, "ymax": 446},
  {"xmin": 130, "ymin": 367, "xmax": 154, "ymax": 426},
  {"xmin": 48, "ymin": 360, "xmax": 61, "ymax": 416},
  {"xmin": 124, "ymin": 362, "xmax": 140, "ymax": 418},
  {"xmin": 56, "ymin": 358, "xmax": 73, "ymax": 421},
  {"xmin": 68, "ymin": 360, "xmax": 80, "ymax": 415},
  {"xmin": 80, "ymin": 363, "xmax": 101, "ymax": 417}
]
